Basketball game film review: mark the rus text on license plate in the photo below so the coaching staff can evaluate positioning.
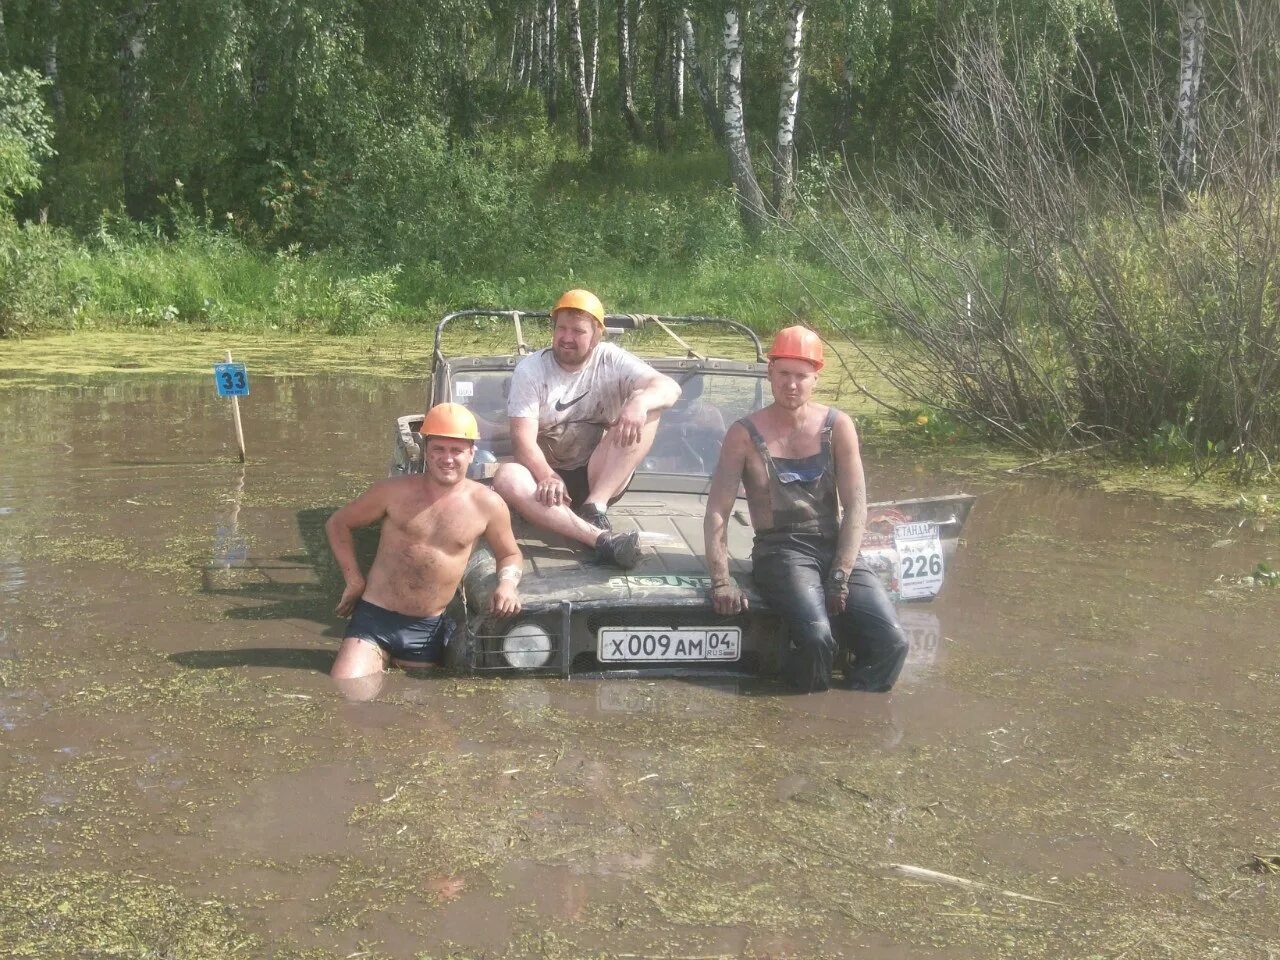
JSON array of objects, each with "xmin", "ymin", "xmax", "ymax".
[{"xmin": 598, "ymin": 627, "xmax": 741, "ymax": 662}]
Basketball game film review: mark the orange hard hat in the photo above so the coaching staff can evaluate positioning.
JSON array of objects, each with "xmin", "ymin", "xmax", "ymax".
[
  {"xmin": 767, "ymin": 325, "xmax": 825, "ymax": 371},
  {"xmin": 419, "ymin": 402, "xmax": 479, "ymax": 441},
  {"xmin": 552, "ymin": 288, "xmax": 605, "ymax": 327}
]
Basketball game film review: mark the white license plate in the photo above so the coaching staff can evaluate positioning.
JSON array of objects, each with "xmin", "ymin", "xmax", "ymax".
[{"xmin": 598, "ymin": 627, "xmax": 741, "ymax": 662}]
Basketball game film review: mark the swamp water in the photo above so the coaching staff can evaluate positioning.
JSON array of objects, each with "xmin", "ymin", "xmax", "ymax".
[{"xmin": 0, "ymin": 345, "xmax": 1277, "ymax": 959}]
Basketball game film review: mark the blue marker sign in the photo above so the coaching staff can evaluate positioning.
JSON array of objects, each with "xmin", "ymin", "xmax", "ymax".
[{"xmin": 214, "ymin": 362, "xmax": 250, "ymax": 397}]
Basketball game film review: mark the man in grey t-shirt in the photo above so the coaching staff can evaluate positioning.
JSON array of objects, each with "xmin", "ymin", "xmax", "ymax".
[{"xmin": 493, "ymin": 289, "xmax": 680, "ymax": 568}]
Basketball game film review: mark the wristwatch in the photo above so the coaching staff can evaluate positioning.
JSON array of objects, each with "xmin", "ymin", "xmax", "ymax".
[{"xmin": 828, "ymin": 568, "xmax": 848, "ymax": 590}]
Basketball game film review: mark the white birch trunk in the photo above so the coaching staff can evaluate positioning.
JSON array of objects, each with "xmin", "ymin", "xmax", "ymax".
[
  {"xmin": 772, "ymin": 1, "xmax": 806, "ymax": 218},
  {"xmin": 673, "ymin": 16, "xmax": 685, "ymax": 119},
  {"xmin": 586, "ymin": 0, "xmax": 599, "ymax": 102},
  {"xmin": 1176, "ymin": 0, "xmax": 1205, "ymax": 186},
  {"xmin": 682, "ymin": 11, "xmax": 721, "ymax": 143},
  {"xmin": 546, "ymin": 0, "xmax": 559, "ymax": 122},
  {"xmin": 722, "ymin": 6, "xmax": 766, "ymax": 237},
  {"xmin": 567, "ymin": 0, "xmax": 593, "ymax": 149}
]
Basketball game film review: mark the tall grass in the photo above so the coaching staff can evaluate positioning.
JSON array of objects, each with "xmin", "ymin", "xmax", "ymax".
[{"xmin": 2, "ymin": 145, "xmax": 847, "ymax": 338}]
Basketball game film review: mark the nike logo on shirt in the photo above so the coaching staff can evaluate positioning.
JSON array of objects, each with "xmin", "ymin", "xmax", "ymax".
[{"xmin": 554, "ymin": 393, "xmax": 589, "ymax": 412}]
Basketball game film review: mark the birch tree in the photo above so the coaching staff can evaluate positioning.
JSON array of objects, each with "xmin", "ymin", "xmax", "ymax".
[
  {"xmin": 586, "ymin": 0, "xmax": 599, "ymax": 101},
  {"xmin": 1176, "ymin": 0, "xmax": 1205, "ymax": 187},
  {"xmin": 0, "ymin": 0, "xmax": 9, "ymax": 68},
  {"xmin": 567, "ymin": 0, "xmax": 593, "ymax": 149},
  {"xmin": 545, "ymin": 0, "xmax": 559, "ymax": 122},
  {"xmin": 43, "ymin": 0, "xmax": 65, "ymax": 121},
  {"xmin": 120, "ymin": 0, "xmax": 152, "ymax": 219},
  {"xmin": 616, "ymin": 0, "xmax": 644, "ymax": 140},
  {"xmin": 772, "ymin": 0, "xmax": 805, "ymax": 218},
  {"xmin": 652, "ymin": 10, "xmax": 671, "ymax": 149},
  {"xmin": 681, "ymin": 10, "xmax": 722, "ymax": 143},
  {"xmin": 722, "ymin": 4, "xmax": 766, "ymax": 237},
  {"xmin": 672, "ymin": 14, "xmax": 684, "ymax": 119}
]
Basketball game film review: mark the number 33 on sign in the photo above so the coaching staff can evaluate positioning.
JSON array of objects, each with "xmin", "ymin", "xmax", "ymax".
[
  {"xmin": 214, "ymin": 362, "xmax": 250, "ymax": 397},
  {"xmin": 893, "ymin": 522, "xmax": 945, "ymax": 600}
]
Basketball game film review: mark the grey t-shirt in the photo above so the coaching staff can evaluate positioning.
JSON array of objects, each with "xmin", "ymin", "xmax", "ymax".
[{"xmin": 507, "ymin": 342, "xmax": 655, "ymax": 470}]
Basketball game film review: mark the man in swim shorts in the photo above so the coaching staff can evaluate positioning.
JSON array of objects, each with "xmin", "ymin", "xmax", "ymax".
[
  {"xmin": 702, "ymin": 326, "xmax": 908, "ymax": 693},
  {"xmin": 326, "ymin": 402, "xmax": 523, "ymax": 685},
  {"xmin": 493, "ymin": 288, "xmax": 681, "ymax": 568}
]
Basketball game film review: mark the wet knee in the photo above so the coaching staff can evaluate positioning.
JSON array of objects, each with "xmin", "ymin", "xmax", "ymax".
[{"xmin": 791, "ymin": 619, "xmax": 836, "ymax": 655}]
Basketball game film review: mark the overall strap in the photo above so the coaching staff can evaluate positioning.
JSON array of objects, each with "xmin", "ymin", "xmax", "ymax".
[{"xmin": 737, "ymin": 416, "xmax": 777, "ymax": 475}]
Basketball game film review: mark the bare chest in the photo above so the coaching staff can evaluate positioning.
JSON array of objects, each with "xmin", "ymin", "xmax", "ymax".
[{"xmin": 389, "ymin": 493, "xmax": 485, "ymax": 551}]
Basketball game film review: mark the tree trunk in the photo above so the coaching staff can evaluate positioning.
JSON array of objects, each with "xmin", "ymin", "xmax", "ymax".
[
  {"xmin": 567, "ymin": 0, "xmax": 593, "ymax": 149},
  {"xmin": 772, "ymin": 1, "xmax": 806, "ymax": 219},
  {"xmin": 545, "ymin": 0, "xmax": 559, "ymax": 123},
  {"xmin": 672, "ymin": 13, "xmax": 685, "ymax": 120},
  {"xmin": 0, "ymin": 0, "xmax": 9, "ymax": 69},
  {"xmin": 616, "ymin": 0, "xmax": 644, "ymax": 140},
  {"xmin": 652, "ymin": 11, "xmax": 671, "ymax": 149},
  {"xmin": 832, "ymin": 54, "xmax": 861, "ymax": 147},
  {"xmin": 722, "ymin": 5, "xmax": 766, "ymax": 238},
  {"xmin": 120, "ymin": 0, "xmax": 151, "ymax": 219},
  {"xmin": 1176, "ymin": 1, "xmax": 1205, "ymax": 187},
  {"xmin": 43, "ymin": 0, "xmax": 66, "ymax": 121},
  {"xmin": 533, "ymin": 4, "xmax": 544, "ymax": 93},
  {"xmin": 586, "ymin": 0, "xmax": 599, "ymax": 102},
  {"xmin": 681, "ymin": 11, "xmax": 722, "ymax": 143}
]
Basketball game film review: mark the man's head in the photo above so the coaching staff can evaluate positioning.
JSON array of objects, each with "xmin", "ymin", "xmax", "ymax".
[
  {"xmin": 551, "ymin": 288, "xmax": 605, "ymax": 371},
  {"xmin": 766, "ymin": 326, "xmax": 824, "ymax": 409},
  {"xmin": 418, "ymin": 402, "xmax": 479, "ymax": 485}
]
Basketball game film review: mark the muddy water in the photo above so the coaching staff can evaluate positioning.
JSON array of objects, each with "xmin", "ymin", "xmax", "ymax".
[{"xmin": 0, "ymin": 363, "xmax": 1277, "ymax": 959}]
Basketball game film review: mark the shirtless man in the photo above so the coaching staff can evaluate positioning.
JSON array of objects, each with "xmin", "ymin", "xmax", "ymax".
[
  {"xmin": 703, "ymin": 326, "xmax": 908, "ymax": 693},
  {"xmin": 326, "ymin": 402, "xmax": 522, "ymax": 686},
  {"xmin": 493, "ymin": 288, "xmax": 681, "ymax": 569}
]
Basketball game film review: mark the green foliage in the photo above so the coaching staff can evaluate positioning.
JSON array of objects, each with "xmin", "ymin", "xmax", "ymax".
[
  {"xmin": 0, "ymin": 69, "xmax": 55, "ymax": 206},
  {"xmin": 0, "ymin": 221, "xmax": 74, "ymax": 337}
]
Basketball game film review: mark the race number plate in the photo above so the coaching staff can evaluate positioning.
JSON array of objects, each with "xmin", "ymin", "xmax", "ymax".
[
  {"xmin": 893, "ymin": 522, "xmax": 945, "ymax": 600},
  {"xmin": 598, "ymin": 627, "xmax": 741, "ymax": 662}
]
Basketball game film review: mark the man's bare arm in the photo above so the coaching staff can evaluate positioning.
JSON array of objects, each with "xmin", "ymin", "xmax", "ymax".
[
  {"xmin": 612, "ymin": 371, "xmax": 682, "ymax": 446},
  {"xmin": 509, "ymin": 416, "xmax": 554, "ymax": 482},
  {"xmin": 325, "ymin": 482, "xmax": 393, "ymax": 616},
  {"xmin": 831, "ymin": 411, "xmax": 868, "ymax": 580},
  {"xmin": 482, "ymin": 490, "xmax": 524, "ymax": 617},
  {"xmin": 702, "ymin": 424, "xmax": 750, "ymax": 614}
]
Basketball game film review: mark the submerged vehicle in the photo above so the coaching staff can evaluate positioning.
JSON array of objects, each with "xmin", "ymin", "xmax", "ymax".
[{"xmin": 391, "ymin": 309, "xmax": 974, "ymax": 678}]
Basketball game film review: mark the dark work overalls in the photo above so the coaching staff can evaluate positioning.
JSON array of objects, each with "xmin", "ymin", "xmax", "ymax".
[{"xmin": 742, "ymin": 410, "xmax": 908, "ymax": 693}]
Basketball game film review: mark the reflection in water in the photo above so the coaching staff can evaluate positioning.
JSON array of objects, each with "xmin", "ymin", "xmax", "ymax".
[
  {"xmin": 211, "ymin": 465, "xmax": 248, "ymax": 572},
  {"xmin": 896, "ymin": 608, "xmax": 944, "ymax": 684}
]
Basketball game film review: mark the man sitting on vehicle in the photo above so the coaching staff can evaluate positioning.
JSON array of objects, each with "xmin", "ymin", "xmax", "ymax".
[
  {"xmin": 702, "ymin": 326, "xmax": 908, "ymax": 692},
  {"xmin": 326, "ymin": 403, "xmax": 523, "ymax": 693},
  {"xmin": 493, "ymin": 288, "xmax": 681, "ymax": 569}
]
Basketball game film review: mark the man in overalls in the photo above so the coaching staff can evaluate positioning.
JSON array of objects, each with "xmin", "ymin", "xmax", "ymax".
[{"xmin": 702, "ymin": 327, "xmax": 908, "ymax": 692}]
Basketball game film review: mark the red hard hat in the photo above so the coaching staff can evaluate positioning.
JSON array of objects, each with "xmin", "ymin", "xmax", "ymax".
[{"xmin": 767, "ymin": 326, "xmax": 824, "ymax": 370}]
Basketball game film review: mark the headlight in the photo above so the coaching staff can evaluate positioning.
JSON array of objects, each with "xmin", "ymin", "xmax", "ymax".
[{"xmin": 502, "ymin": 622, "xmax": 553, "ymax": 669}]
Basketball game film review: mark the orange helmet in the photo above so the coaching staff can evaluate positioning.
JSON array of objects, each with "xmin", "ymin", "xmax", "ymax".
[
  {"xmin": 767, "ymin": 325, "xmax": 825, "ymax": 371},
  {"xmin": 552, "ymin": 288, "xmax": 605, "ymax": 327},
  {"xmin": 419, "ymin": 402, "xmax": 479, "ymax": 441}
]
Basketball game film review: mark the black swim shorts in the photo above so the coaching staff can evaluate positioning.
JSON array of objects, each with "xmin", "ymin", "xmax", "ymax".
[{"xmin": 345, "ymin": 598, "xmax": 455, "ymax": 666}]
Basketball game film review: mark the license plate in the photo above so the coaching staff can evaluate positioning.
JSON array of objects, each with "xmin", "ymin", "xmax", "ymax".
[{"xmin": 597, "ymin": 627, "xmax": 741, "ymax": 662}]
